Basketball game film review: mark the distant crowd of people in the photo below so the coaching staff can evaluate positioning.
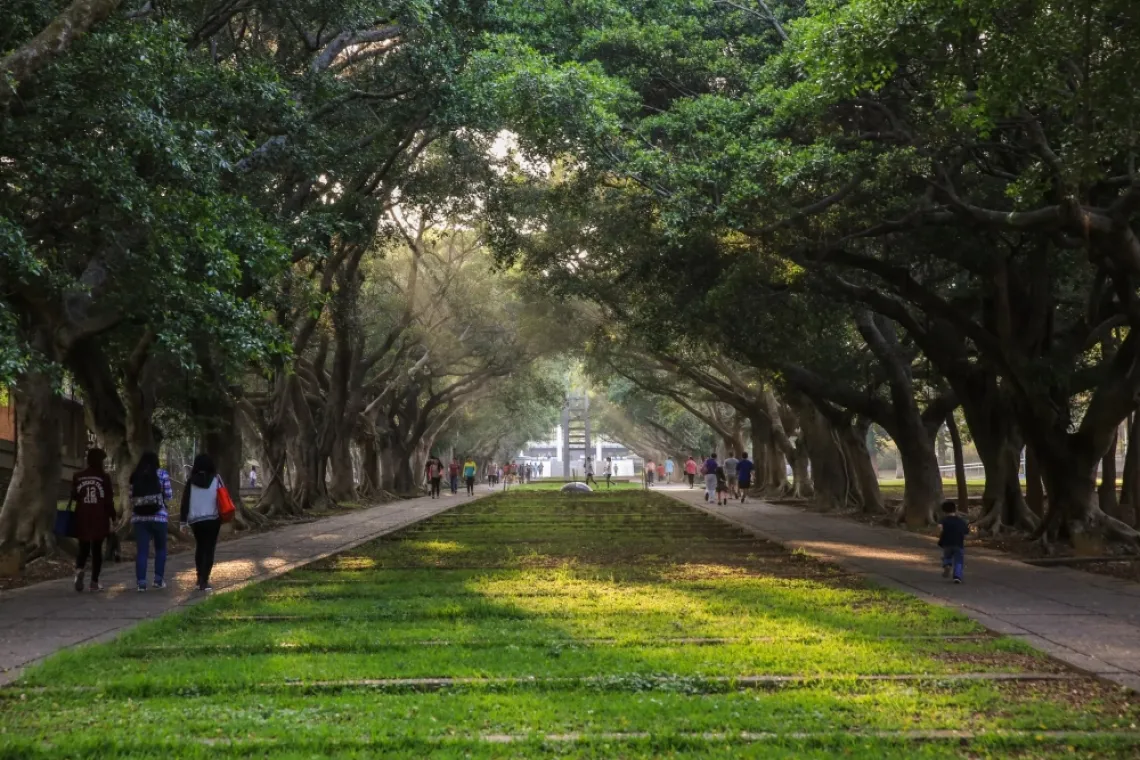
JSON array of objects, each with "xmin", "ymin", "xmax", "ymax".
[{"xmin": 421, "ymin": 457, "xmax": 550, "ymax": 497}]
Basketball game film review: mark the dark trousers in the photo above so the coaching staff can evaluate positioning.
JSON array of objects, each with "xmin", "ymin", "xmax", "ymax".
[
  {"xmin": 941, "ymin": 546, "xmax": 965, "ymax": 579},
  {"xmin": 465, "ymin": 476, "xmax": 475, "ymax": 495},
  {"xmin": 76, "ymin": 539, "xmax": 104, "ymax": 582},
  {"xmin": 450, "ymin": 475, "xmax": 459, "ymax": 494},
  {"xmin": 191, "ymin": 519, "xmax": 222, "ymax": 587},
  {"xmin": 430, "ymin": 477, "xmax": 441, "ymax": 497},
  {"xmin": 687, "ymin": 473, "xmax": 695, "ymax": 487},
  {"xmin": 134, "ymin": 521, "xmax": 168, "ymax": 584}
]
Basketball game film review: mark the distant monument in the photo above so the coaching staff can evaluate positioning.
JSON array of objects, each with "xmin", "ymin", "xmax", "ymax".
[{"xmin": 561, "ymin": 391, "xmax": 590, "ymax": 478}]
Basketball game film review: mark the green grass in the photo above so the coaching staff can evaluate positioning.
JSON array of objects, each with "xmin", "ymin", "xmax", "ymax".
[{"xmin": 3, "ymin": 491, "xmax": 1137, "ymax": 758}]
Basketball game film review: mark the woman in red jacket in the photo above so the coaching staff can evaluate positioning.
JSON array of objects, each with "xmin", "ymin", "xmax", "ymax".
[{"xmin": 71, "ymin": 448, "xmax": 117, "ymax": 592}]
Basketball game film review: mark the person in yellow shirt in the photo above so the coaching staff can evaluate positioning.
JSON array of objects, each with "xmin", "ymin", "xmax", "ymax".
[{"xmin": 462, "ymin": 457, "xmax": 478, "ymax": 496}]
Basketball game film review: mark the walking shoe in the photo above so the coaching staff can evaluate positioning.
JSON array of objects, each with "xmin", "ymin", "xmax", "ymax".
[
  {"xmin": 942, "ymin": 566, "xmax": 951, "ymax": 579},
  {"xmin": 152, "ymin": 579, "xmax": 167, "ymax": 590},
  {"xmin": 89, "ymin": 582, "xmax": 104, "ymax": 592},
  {"xmin": 74, "ymin": 570, "xmax": 85, "ymax": 593},
  {"xmin": 953, "ymin": 577, "xmax": 963, "ymax": 584},
  {"xmin": 137, "ymin": 583, "xmax": 147, "ymax": 592},
  {"xmin": 200, "ymin": 584, "xmax": 214, "ymax": 593}
]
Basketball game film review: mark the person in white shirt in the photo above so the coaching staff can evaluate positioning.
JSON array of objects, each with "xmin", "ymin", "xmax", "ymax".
[
  {"xmin": 723, "ymin": 453, "xmax": 740, "ymax": 498},
  {"xmin": 604, "ymin": 457, "xmax": 613, "ymax": 488},
  {"xmin": 584, "ymin": 456, "xmax": 597, "ymax": 486}
]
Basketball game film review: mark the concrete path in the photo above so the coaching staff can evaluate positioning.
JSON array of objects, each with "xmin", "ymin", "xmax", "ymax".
[
  {"xmin": 0, "ymin": 488, "xmax": 487, "ymax": 685},
  {"xmin": 659, "ymin": 485, "xmax": 1140, "ymax": 693}
]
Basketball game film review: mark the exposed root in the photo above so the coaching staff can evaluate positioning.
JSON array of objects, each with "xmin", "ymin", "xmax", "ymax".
[{"xmin": 973, "ymin": 497, "xmax": 1041, "ymax": 536}]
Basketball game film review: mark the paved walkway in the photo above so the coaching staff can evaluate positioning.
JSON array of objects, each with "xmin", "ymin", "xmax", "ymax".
[
  {"xmin": 0, "ymin": 488, "xmax": 486, "ymax": 685},
  {"xmin": 660, "ymin": 485, "xmax": 1140, "ymax": 693}
]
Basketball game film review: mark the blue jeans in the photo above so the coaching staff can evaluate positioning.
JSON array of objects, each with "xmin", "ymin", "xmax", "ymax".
[
  {"xmin": 134, "ymin": 521, "xmax": 168, "ymax": 584},
  {"xmin": 449, "ymin": 475, "xmax": 459, "ymax": 494},
  {"xmin": 941, "ymin": 546, "xmax": 964, "ymax": 579}
]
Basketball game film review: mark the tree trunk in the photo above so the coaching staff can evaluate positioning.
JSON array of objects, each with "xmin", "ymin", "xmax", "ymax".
[
  {"xmin": 1122, "ymin": 413, "xmax": 1140, "ymax": 527},
  {"xmin": 894, "ymin": 431, "xmax": 941, "ymax": 527},
  {"xmin": 1099, "ymin": 430, "xmax": 1120, "ymax": 519},
  {"xmin": 0, "ymin": 368, "xmax": 63, "ymax": 568},
  {"xmin": 946, "ymin": 412, "xmax": 970, "ymax": 511},
  {"xmin": 328, "ymin": 433, "xmax": 356, "ymax": 502},
  {"xmin": 1025, "ymin": 445, "xmax": 1045, "ymax": 518},
  {"xmin": 845, "ymin": 418, "xmax": 884, "ymax": 514},
  {"xmin": 1033, "ymin": 437, "xmax": 1138, "ymax": 546},
  {"xmin": 358, "ymin": 432, "xmax": 382, "ymax": 498}
]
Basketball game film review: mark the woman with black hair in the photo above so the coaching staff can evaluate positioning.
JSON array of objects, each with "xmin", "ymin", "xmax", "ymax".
[
  {"xmin": 129, "ymin": 451, "xmax": 173, "ymax": 592},
  {"xmin": 179, "ymin": 453, "xmax": 224, "ymax": 592}
]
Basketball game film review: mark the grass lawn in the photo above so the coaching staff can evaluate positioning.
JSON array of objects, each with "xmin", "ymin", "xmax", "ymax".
[{"xmin": 2, "ymin": 492, "xmax": 1137, "ymax": 758}]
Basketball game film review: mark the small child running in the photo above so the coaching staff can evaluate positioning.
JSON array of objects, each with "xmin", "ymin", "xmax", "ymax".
[
  {"xmin": 938, "ymin": 500, "xmax": 969, "ymax": 583},
  {"xmin": 715, "ymin": 465, "xmax": 729, "ymax": 505}
]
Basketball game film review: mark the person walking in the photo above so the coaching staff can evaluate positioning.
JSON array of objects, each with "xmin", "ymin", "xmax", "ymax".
[
  {"xmin": 584, "ymin": 456, "xmax": 597, "ymax": 486},
  {"xmin": 703, "ymin": 453, "xmax": 719, "ymax": 503},
  {"xmin": 448, "ymin": 457, "xmax": 461, "ymax": 495},
  {"xmin": 736, "ymin": 451, "xmax": 754, "ymax": 503},
  {"xmin": 684, "ymin": 456, "xmax": 698, "ymax": 488},
  {"xmin": 723, "ymin": 452, "xmax": 740, "ymax": 498},
  {"xmin": 938, "ymin": 500, "xmax": 969, "ymax": 583},
  {"xmin": 664, "ymin": 458, "xmax": 675, "ymax": 484},
  {"xmin": 715, "ymin": 463, "xmax": 730, "ymax": 505},
  {"xmin": 71, "ymin": 448, "xmax": 116, "ymax": 593},
  {"xmin": 463, "ymin": 456, "xmax": 477, "ymax": 495},
  {"xmin": 604, "ymin": 457, "xmax": 613, "ymax": 488},
  {"xmin": 656, "ymin": 461, "xmax": 666, "ymax": 485},
  {"xmin": 248, "ymin": 465, "xmax": 258, "ymax": 489},
  {"xmin": 129, "ymin": 451, "xmax": 173, "ymax": 592},
  {"xmin": 426, "ymin": 456, "xmax": 443, "ymax": 498},
  {"xmin": 645, "ymin": 459, "xmax": 656, "ymax": 488},
  {"xmin": 179, "ymin": 454, "xmax": 225, "ymax": 592}
]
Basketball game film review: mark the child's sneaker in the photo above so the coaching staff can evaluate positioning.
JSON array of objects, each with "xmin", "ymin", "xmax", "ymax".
[
  {"xmin": 152, "ymin": 579, "xmax": 167, "ymax": 590},
  {"xmin": 953, "ymin": 577, "xmax": 963, "ymax": 584},
  {"xmin": 89, "ymin": 582, "xmax": 104, "ymax": 592},
  {"xmin": 942, "ymin": 566, "xmax": 951, "ymax": 579},
  {"xmin": 74, "ymin": 570, "xmax": 85, "ymax": 593},
  {"xmin": 137, "ymin": 583, "xmax": 147, "ymax": 592},
  {"xmin": 199, "ymin": 584, "xmax": 214, "ymax": 593}
]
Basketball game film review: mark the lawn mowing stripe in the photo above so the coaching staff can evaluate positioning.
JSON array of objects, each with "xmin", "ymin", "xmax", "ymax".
[
  {"xmin": 122, "ymin": 634, "xmax": 998, "ymax": 655},
  {"xmin": 475, "ymin": 729, "xmax": 1140, "ymax": 743},
  {"xmin": 9, "ymin": 672, "xmax": 1077, "ymax": 696}
]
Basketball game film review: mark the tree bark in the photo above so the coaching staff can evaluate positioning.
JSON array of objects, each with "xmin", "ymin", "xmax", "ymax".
[
  {"xmin": 328, "ymin": 434, "xmax": 356, "ymax": 502},
  {"xmin": 946, "ymin": 413, "xmax": 969, "ymax": 510},
  {"xmin": 893, "ymin": 428, "xmax": 942, "ymax": 527},
  {"xmin": 1025, "ymin": 445, "xmax": 1044, "ymax": 518},
  {"xmin": 0, "ymin": 367, "xmax": 63, "ymax": 566},
  {"xmin": 0, "ymin": 0, "xmax": 126, "ymax": 108},
  {"xmin": 357, "ymin": 431, "xmax": 382, "ymax": 498},
  {"xmin": 1099, "ymin": 430, "xmax": 1120, "ymax": 519},
  {"xmin": 1122, "ymin": 413, "xmax": 1140, "ymax": 527}
]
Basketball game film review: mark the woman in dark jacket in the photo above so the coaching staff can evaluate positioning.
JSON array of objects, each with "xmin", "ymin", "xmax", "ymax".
[
  {"xmin": 179, "ymin": 454, "xmax": 224, "ymax": 592},
  {"xmin": 71, "ymin": 448, "xmax": 116, "ymax": 592}
]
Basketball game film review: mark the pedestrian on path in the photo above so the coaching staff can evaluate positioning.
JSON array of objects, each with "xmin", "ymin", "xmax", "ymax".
[
  {"xmin": 71, "ymin": 448, "xmax": 116, "ymax": 593},
  {"xmin": 665, "ymin": 458, "xmax": 675, "ymax": 483},
  {"xmin": 684, "ymin": 455, "xmax": 697, "ymax": 488},
  {"xmin": 723, "ymin": 452, "xmax": 739, "ymax": 498},
  {"xmin": 129, "ymin": 451, "xmax": 173, "ymax": 592},
  {"xmin": 425, "ymin": 456, "xmax": 443, "ymax": 499},
  {"xmin": 736, "ymin": 452, "xmax": 754, "ymax": 503},
  {"xmin": 938, "ymin": 500, "xmax": 969, "ymax": 583},
  {"xmin": 463, "ymin": 456, "xmax": 477, "ymax": 495},
  {"xmin": 448, "ymin": 457, "xmax": 460, "ymax": 495},
  {"xmin": 656, "ymin": 461, "xmax": 666, "ymax": 485},
  {"xmin": 604, "ymin": 457, "xmax": 613, "ymax": 488},
  {"xmin": 715, "ymin": 464, "xmax": 729, "ymax": 505},
  {"xmin": 645, "ymin": 459, "xmax": 656, "ymax": 487},
  {"xmin": 584, "ymin": 457, "xmax": 597, "ymax": 486},
  {"xmin": 703, "ymin": 453, "xmax": 719, "ymax": 503},
  {"xmin": 179, "ymin": 454, "xmax": 225, "ymax": 592}
]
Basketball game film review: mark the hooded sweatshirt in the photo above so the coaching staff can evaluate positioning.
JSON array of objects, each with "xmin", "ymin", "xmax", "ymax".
[{"xmin": 180, "ymin": 470, "xmax": 221, "ymax": 525}]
